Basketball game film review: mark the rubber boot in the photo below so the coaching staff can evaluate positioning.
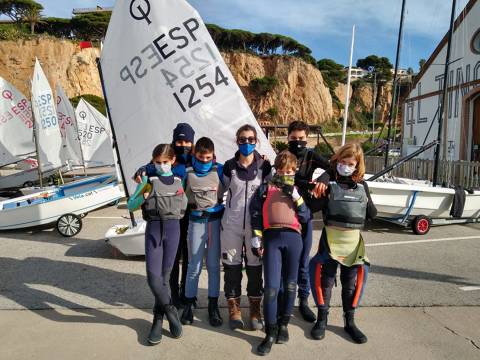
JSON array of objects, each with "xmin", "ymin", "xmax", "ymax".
[
  {"xmin": 181, "ymin": 297, "xmax": 195, "ymax": 325},
  {"xmin": 164, "ymin": 304, "xmax": 183, "ymax": 338},
  {"xmin": 248, "ymin": 296, "xmax": 264, "ymax": 330},
  {"xmin": 208, "ymin": 297, "xmax": 223, "ymax": 327},
  {"xmin": 276, "ymin": 315, "xmax": 290, "ymax": 344},
  {"xmin": 227, "ymin": 297, "xmax": 244, "ymax": 330},
  {"xmin": 344, "ymin": 310, "xmax": 367, "ymax": 344},
  {"xmin": 311, "ymin": 308, "xmax": 328, "ymax": 340},
  {"xmin": 257, "ymin": 324, "xmax": 278, "ymax": 356},
  {"xmin": 147, "ymin": 308, "xmax": 164, "ymax": 345},
  {"xmin": 299, "ymin": 297, "xmax": 316, "ymax": 323}
]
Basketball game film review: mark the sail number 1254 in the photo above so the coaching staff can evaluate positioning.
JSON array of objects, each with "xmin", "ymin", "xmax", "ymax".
[{"xmin": 173, "ymin": 66, "xmax": 229, "ymax": 113}]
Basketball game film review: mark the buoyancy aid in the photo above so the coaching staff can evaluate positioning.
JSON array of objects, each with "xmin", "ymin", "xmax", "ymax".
[
  {"xmin": 325, "ymin": 181, "xmax": 368, "ymax": 229},
  {"xmin": 142, "ymin": 176, "xmax": 187, "ymax": 221},
  {"xmin": 262, "ymin": 185, "xmax": 301, "ymax": 233},
  {"xmin": 185, "ymin": 165, "xmax": 220, "ymax": 210}
]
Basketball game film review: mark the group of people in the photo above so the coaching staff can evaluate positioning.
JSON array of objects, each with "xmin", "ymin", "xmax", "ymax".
[{"xmin": 127, "ymin": 120, "xmax": 377, "ymax": 355}]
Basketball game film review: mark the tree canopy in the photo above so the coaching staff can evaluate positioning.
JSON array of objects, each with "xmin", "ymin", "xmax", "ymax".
[
  {"xmin": 356, "ymin": 55, "xmax": 393, "ymax": 82},
  {"xmin": 0, "ymin": 0, "xmax": 43, "ymax": 26}
]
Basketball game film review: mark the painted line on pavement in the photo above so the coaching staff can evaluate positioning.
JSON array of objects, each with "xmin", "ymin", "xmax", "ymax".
[
  {"xmin": 366, "ymin": 235, "xmax": 480, "ymax": 247},
  {"xmin": 459, "ymin": 286, "xmax": 480, "ymax": 291}
]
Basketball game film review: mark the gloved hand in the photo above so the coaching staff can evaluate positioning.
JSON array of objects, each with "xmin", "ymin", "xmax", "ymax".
[
  {"xmin": 281, "ymin": 184, "xmax": 294, "ymax": 196},
  {"xmin": 291, "ymin": 186, "xmax": 301, "ymax": 202},
  {"xmin": 251, "ymin": 237, "xmax": 263, "ymax": 258}
]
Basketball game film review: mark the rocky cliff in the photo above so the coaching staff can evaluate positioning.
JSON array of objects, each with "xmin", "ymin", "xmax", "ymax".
[{"xmin": 0, "ymin": 38, "xmax": 391, "ymax": 127}]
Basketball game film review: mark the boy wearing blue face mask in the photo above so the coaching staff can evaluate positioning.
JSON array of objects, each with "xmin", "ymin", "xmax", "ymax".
[
  {"xmin": 128, "ymin": 144, "xmax": 188, "ymax": 345},
  {"xmin": 181, "ymin": 137, "xmax": 225, "ymax": 327},
  {"xmin": 221, "ymin": 124, "xmax": 272, "ymax": 331}
]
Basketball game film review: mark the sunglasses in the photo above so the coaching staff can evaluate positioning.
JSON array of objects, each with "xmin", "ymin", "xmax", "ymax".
[{"xmin": 238, "ymin": 136, "xmax": 257, "ymax": 144}]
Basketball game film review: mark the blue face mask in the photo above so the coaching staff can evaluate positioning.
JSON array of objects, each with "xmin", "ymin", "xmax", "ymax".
[
  {"xmin": 238, "ymin": 143, "xmax": 256, "ymax": 157},
  {"xmin": 192, "ymin": 157, "xmax": 213, "ymax": 174}
]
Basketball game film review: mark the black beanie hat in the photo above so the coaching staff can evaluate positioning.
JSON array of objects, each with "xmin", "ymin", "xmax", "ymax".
[{"xmin": 172, "ymin": 123, "xmax": 195, "ymax": 143}]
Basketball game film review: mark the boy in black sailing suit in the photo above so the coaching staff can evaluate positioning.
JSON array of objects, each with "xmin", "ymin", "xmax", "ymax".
[{"xmin": 286, "ymin": 120, "xmax": 329, "ymax": 322}]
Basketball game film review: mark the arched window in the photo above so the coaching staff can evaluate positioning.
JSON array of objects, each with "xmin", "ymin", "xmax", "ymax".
[{"xmin": 471, "ymin": 28, "xmax": 480, "ymax": 54}]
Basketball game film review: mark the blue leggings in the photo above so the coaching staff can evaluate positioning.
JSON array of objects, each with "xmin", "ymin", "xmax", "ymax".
[
  {"xmin": 145, "ymin": 220, "xmax": 180, "ymax": 311},
  {"xmin": 263, "ymin": 230, "xmax": 303, "ymax": 325}
]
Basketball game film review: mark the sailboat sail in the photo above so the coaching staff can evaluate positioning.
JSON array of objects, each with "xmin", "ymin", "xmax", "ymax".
[
  {"xmin": 100, "ymin": 0, "xmax": 275, "ymax": 194},
  {"xmin": 31, "ymin": 59, "xmax": 63, "ymax": 172},
  {"xmin": 56, "ymin": 84, "xmax": 83, "ymax": 167},
  {"xmin": 75, "ymin": 98, "xmax": 114, "ymax": 168},
  {"xmin": 0, "ymin": 77, "xmax": 35, "ymax": 166}
]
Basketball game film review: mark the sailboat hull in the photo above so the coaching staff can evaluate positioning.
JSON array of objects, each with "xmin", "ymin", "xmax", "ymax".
[{"xmin": 0, "ymin": 175, "xmax": 124, "ymax": 230}]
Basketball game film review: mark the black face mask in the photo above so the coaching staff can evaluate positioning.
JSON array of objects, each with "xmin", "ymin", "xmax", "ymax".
[
  {"xmin": 288, "ymin": 140, "xmax": 307, "ymax": 156},
  {"xmin": 174, "ymin": 145, "xmax": 192, "ymax": 163}
]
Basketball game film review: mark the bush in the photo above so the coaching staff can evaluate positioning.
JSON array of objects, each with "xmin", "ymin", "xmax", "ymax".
[
  {"xmin": 273, "ymin": 141, "xmax": 288, "ymax": 152},
  {"xmin": 70, "ymin": 94, "xmax": 106, "ymax": 115},
  {"xmin": 266, "ymin": 106, "xmax": 279, "ymax": 118},
  {"xmin": 36, "ymin": 17, "xmax": 73, "ymax": 38},
  {"xmin": 249, "ymin": 76, "xmax": 279, "ymax": 96},
  {"xmin": 0, "ymin": 23, "xmax": 30, "ymax": 40},
  {"xmin": 314, "ymin": 143, "xmax": 334, "ymax": 157}
]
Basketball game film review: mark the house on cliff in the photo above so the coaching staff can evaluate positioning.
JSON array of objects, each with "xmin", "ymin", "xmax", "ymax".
[{"xmin": 402, "ymin": 0, "xmax": 480, "ymax": 162}]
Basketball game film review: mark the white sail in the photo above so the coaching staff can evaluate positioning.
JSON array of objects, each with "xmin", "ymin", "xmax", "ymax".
[
  {"xmin": 0, "ymin": 77, "xmax": 35, "ymax": 166},
  {"xmin": 31, "ymin": 58, "xmax": 63, "ymax": 172},
  {"xmin": 75, "ymin": 98, "xmax": 114, "ymax": 168},
  {"xmin": 56, "ymin": 84, "xmax": 83, "ymax": 167},
  {"xmin": 100, "ymin": 0, "xmax": 275, "ymax": 194}
]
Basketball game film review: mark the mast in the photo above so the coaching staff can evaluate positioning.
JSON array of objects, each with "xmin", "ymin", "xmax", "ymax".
[
  {"xmin": 342, "ymin": 25, "xmax": 355, "ymax": 146},
  {"xmin": 96, "ymin": 57, "xmax": 137, "ymax": 227},
  {"xmin": 433, "ymin": 0, "xmax": 456, "ymax": 187},
  {"xmin": 30, "ymin": 93, "xmax": 43, "ymax": 187},
  {"xmin": 384, "ymin": 0, "xmax": 407, "ymax": 167},
  {"xmin": 73, "ymin": 111, "xmax": 87, "ymax": 176}
]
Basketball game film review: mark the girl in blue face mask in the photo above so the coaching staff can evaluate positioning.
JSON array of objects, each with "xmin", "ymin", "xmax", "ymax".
[
  {"xmin": 219, "ymin": 124, "xmax": 272, "ymax": 331},
  {"xmin": 181, "ymin": 137, "xmax": 225, "ymax": 328},
  {"xmin": 127, "ymin": 144, "xmax": 188, "ymax": 345}
]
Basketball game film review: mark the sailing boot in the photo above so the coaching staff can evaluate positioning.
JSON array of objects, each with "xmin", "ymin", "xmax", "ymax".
[
  {"xmin": 276, "ymin": 315, "xmax": 290, "ymax": 344},
  {"xmin": 344, "ymin": 310, "xmax": 367, "ymax": 344},
  {"xmin": 299, "ymin": 297, "xmax": 316, "ymax": 323},
  {"xmin": 227, "ymin": 297, "xmax": 244, "ymax": 330},
  {"xmin": 181, "ymin": 297, "xmax": 195, "ymax": 325},
  {"xmin": 147, "ymin": 308, "xmax": 164, "ymax": 345},
  {"xmin": 311, "ymin": 308, "xmax": 328, "ymax": 340},
  {"xmin": 248, "ymin": 296, "xmax": 264, "ymax": 330},
  {"xmin": 208, "ymin": 297, "xmax": 223, "ymax": 327},
  {"xmin": 257, "ymin": 324, "xmax": 278, "ymax": 356},
  {"xmin": 164, "ymin": 304, "xmax": 183, "ymax": 338}
]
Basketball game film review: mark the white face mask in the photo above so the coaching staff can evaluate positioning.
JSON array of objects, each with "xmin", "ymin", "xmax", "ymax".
[
  {"xmin": 337, "ymin": 163, "xmax": 356, "ymax": 177},
  {"xmin": 155, "ymin": 163, "xmax": 172, "ymax": 175}
]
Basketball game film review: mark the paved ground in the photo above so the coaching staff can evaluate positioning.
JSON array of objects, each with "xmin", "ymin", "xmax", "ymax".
[{"xmin": 1, "ymin": 204, "xmax": 479, "ymax": 359}]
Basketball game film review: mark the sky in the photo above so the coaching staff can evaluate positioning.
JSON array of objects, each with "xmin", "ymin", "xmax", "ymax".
[{"xmin": 29, "ymin": 0, "xmax": 471, "ymax": 71}]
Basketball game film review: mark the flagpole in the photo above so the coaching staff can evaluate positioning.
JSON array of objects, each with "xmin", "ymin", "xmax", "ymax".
[
  {"xmin": 342, "ymin": 25, "xmax": 355, "ymax": 146},
  {"xmin": 96, "ymin": 57, "xmax": 136, "ymax": 227}
]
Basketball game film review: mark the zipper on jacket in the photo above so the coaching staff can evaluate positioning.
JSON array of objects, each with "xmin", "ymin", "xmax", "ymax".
[{"xmin": 243, "ymin": 180, "xmax": 248, "ymax": 229}]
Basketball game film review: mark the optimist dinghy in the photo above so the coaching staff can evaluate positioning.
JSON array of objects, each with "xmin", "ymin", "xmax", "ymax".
[{"xmin": 0, "ymin": 174, "xmax": 123, "ymax": 236}]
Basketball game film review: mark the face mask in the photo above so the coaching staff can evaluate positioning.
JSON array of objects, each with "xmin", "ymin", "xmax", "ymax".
[
  {"xmin": 238, "ymin": 143, "xmax": 256, "ymax": 156},
  {"xmin": 174, "ymin": 145, "xmax": 192, "ymax": 163},
  {"xmin": 336, "ymin": 163, "xmax": 356, "ymax": 177},
  {"xmin": 288, "ymin": 140, "xmax": 307, "ymax": 156},
  {"xmin": 272, "ymin": 174, "xmax": 295, "ymax": 186},
  {"xmin": 155, "ymin": 163, "xmax": 172, "ymax": 176},
  {"xmin": 192, "ymin": 157, "xmax": 213, "ymax": 174}
]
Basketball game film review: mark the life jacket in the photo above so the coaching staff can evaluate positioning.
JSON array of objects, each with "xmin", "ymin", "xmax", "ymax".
[
  {"xmin": 142, "ymin": 176, "xmax": 187, "ymax": 221},
  {"xmin": 262, "ymin": 185, "xmax": 301, "ymax": 233},
  {"xmin": 325, "ymin": 181, "xmax": 368, "ymax": 229},
  {"xmin": 223, "ymin": 157, "xmax": 265, "ymax": 231},
  {"xmin": 185, "ymin": 165, "xmax": 220, "ymax": 211}
]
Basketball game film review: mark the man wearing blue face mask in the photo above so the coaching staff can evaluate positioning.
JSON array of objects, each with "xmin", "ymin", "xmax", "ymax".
[
  {"xmin": 220, "ymin": 124, "xmax": 272, "ymax": 331},
  {"xmin": 181, "ymin": 137, "xmax": 225, "ymax": 328}
]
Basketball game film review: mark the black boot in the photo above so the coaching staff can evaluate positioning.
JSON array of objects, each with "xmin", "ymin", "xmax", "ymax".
[
  {"xmin": 311, "ymin": 308, "xmax": 328, "ymax": 340},
  {"xmin": 147, "ymin": 309, "xmax": 164, "ymax": 345},
  {"xmin": 299, "ymin": 297, "xmax": 316, "ymax": 323},
  {"xmin": 171, "ymin": 286, "xmax": 182, "ymax": 309},
  {"xmin": 208, "ymin": 297, "xmax": 223, "ymax": 327},
  {"xmin": 257, "ymin": 324, "xmax": 278, "ymax": 356},
  {"xmin": 164, "ymin": 304, "xmax": 183, "ymax": 338},
  {"xmin": 344, "ymin": 310, "xmax": 367, "ymax": 344},
  {"xmin": 181, "ymin": 297, "xmax": 195, "ymax": 325},
  {"xmin": 276, "ymin": 315, "xmax": 290, "ymax": 344}
]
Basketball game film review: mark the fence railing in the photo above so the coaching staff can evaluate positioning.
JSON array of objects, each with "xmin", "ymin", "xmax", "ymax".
[{"xmin": 365, "ymin": 156, "xmax": 480, "ymax": 188}]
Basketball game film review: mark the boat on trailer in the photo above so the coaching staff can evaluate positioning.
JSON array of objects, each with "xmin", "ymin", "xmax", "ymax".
[{"xmin": 0, "ymin": 174, "xmax": 124, "ymax": 236}]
